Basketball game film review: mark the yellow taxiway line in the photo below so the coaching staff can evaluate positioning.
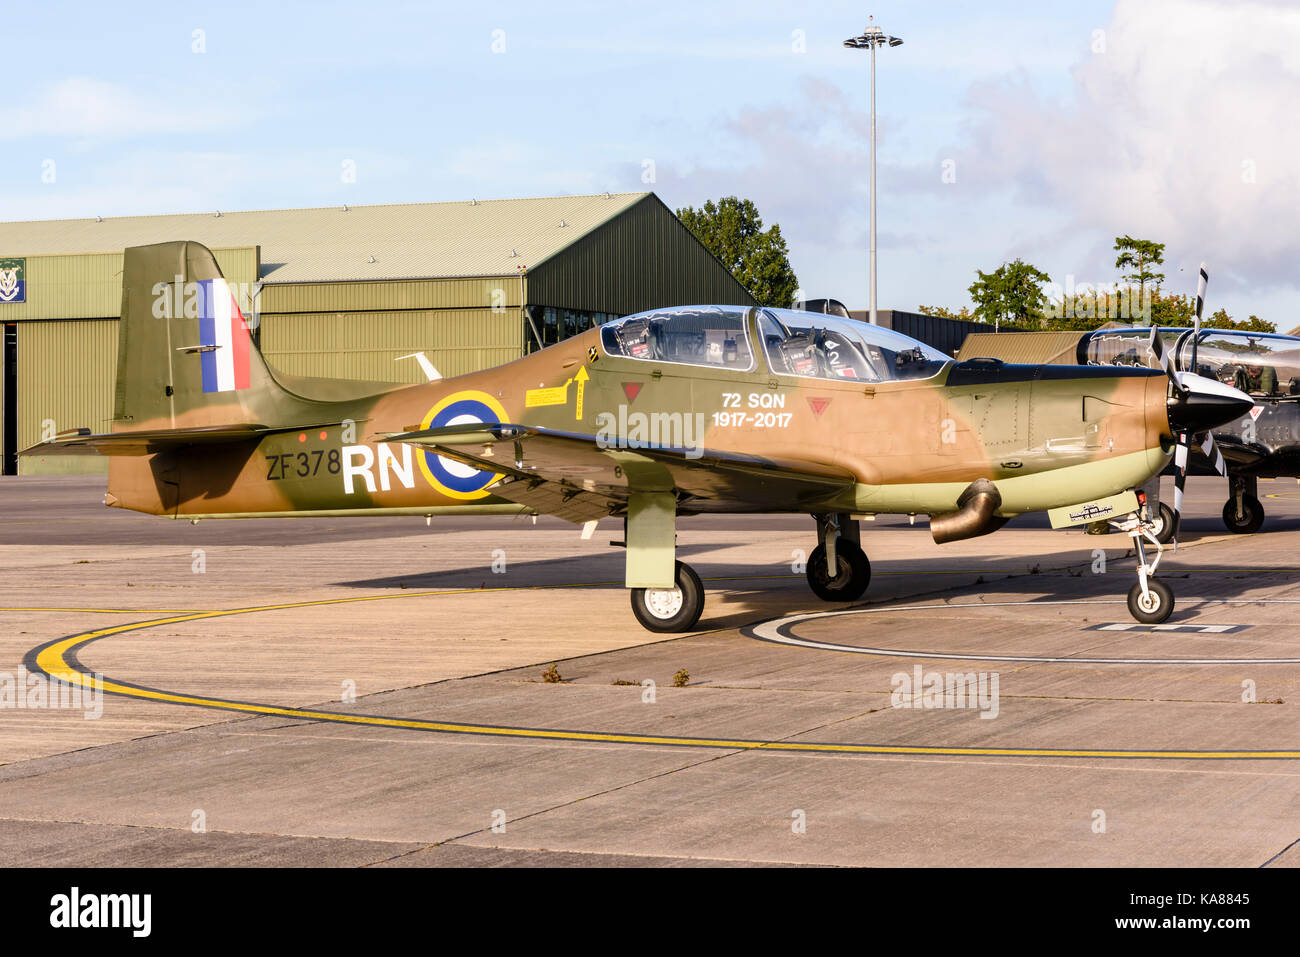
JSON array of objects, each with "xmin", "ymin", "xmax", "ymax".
[{"xmin": 20, "ymin": 588, "xmax": 1300, "ymax": 761}]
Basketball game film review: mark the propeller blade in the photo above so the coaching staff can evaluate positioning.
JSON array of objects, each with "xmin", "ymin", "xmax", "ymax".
[
  {"xmin": 1169, "ymin": 428, "xmax": 1227, "ymax": 547},
  {"xmin": 1149, "ymin": 325, "xmax": 1180, "ymax": 388},
  {"xmin": 1190, "ymin": 262, "xmax": 1208, "ymax": 374},
  {"xmin": 1166, "ymin": 263, "xmax": 1217, "ymax": 545},
  {"xmin": 1199, "ymin": 430, "xmax": 1227, "ymax": 476},
  {"xmin": 1169, "ymin": 430, "xmax": 1191, "ymax": 544}
]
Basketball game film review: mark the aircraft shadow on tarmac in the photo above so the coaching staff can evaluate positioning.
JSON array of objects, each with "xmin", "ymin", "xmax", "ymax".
[
  {"xmin": 337, "ymin": 540, "xmax": 745, "ymax": 591},
  {"xmin": 333, "ymin": 526, "xmax": 1280, "ymax": 632}
]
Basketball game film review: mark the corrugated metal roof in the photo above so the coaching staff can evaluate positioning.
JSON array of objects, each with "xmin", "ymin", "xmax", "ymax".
[
  {"xmin": 0, "ymin": 192, "xmax": 650, "ymax": 284},
  {"xmin": 957, "ymin": 331, "xmax": 1088, "ymax": 364}
]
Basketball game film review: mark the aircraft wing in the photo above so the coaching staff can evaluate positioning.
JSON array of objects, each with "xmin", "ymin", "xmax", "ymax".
[{"xmin": 387, "ymin": 423, "xmax": 855, "ymax": 522}]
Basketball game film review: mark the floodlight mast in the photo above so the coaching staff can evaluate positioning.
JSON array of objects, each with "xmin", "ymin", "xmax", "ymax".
[{"xmin": 843, "ymin": 19, "xmax": 903, "ymax": 325}]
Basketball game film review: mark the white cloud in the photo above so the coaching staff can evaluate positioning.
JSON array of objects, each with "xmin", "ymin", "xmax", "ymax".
[
  {"xmin": 0, "ymin": 77, "xmax": 245, "ymax": 141},
  {"xmin": 647, "ymin": 76, "xmax": 875, "ymax": 293},
  {"xmin": 947, "ymin": 0, "xmax": 1300, "ymax": 298}
]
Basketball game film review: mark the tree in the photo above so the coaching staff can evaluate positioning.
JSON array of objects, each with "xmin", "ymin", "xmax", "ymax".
[
  {"xmin": 1239, "ymin": 315, "xmax": 1277, "ymax": 332},
  {"xmin": 967, "ymin": 259, "xmax": 1051, "ymax": 331},
  {"xmin": 1147, "ymin": 290, "xmax": 1195, "ymax": 327},
  {"xmin": 917, "ymin": 304, "xmax": 975, "ymax": 321},
  {"xmin": 1202, "ymin": 308, "xmax": 1276, "ymax": 333},
  {"xmin": 676, "ymin": 197, "xmax": 799, "ymax": 307},
  {"xmin": 1114, "ymin": 235, "xmax": 1166, "ymax": 299}
]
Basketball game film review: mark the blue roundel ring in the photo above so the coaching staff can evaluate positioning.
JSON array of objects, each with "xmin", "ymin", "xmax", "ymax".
[{"xmin": 416, "ymin": 392, "xmax": 508, "ymax": 500}]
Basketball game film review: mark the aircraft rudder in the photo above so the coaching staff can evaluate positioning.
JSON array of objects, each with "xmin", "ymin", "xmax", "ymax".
[{"xmin": 115, "ymin": 241, "xmax": 279, "ymax": 428}]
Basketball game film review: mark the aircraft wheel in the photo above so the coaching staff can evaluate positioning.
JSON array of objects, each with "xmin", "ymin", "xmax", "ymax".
[
  {"xmin": 1127, "ymin": 579, "xmax": 1174, "ymax": 624},
  {"xmin": 1150, "ymin": 502, "xmax": 1176, "ymax": 544},
  {"xmin": 806, "ymin": 541, "xmax": 871, "ymax": 602},
  {"xmin": 1222, "ymin": 495, "xmax": 1264, "ymax": 534},
  {"xmin": 630, "ymin": 561, "xmax": 704, "ymax": 633}
]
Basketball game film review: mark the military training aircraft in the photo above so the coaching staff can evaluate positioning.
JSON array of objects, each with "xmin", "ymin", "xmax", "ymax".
[
  {"xmin": 24, "ymin": 242, "xmax": 1254, "ymax": 631},
  {"xmin": 966, "ymin": 287, "xmax": 1300, "ymax": 538},
  {"xmin": 1081, "ymin": 324, "xmax": 1300, "ymax": 536}
]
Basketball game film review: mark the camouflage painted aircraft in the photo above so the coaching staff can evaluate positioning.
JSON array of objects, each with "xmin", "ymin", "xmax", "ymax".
[{"xmin": 25, "ymin": 242, "xmax": 1253, "ymax": 630}]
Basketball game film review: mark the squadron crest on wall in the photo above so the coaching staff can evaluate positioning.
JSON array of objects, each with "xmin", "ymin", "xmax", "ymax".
[{"xmin": 0, "ymin": 258, "xmax": 26, "ymax": 303}]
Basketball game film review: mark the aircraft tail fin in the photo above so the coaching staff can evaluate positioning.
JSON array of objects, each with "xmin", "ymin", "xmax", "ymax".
[{"xmin": 115, "ymin": 241, "xmax": 288, "ymax": 431}]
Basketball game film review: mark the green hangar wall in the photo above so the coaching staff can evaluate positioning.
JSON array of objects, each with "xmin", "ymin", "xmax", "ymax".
[{"xmin": 0, "ymin": 192, "xmax": 755, "ymax": 475}]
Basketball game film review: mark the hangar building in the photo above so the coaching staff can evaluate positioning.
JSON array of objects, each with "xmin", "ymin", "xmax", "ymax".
[{"xmin": 0, "ymin": 192, "xmax": 755, "ymax": 474}]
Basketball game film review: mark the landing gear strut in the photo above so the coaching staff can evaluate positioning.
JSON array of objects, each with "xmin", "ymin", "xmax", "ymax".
[
  {"xmin": 623, "ymin": 490, "xmax": 705, "ymax": 633},
  {"xmin": 1223, "ymin": 475, "xmax": 1264, "ymax": 534},
  {"xmin": 1113, "ymin": 501, "xmax": 1175, "ymax": 624},
  {"xmin": 806, "ymin": 513, "xmax": 871, "ymax": 602}
]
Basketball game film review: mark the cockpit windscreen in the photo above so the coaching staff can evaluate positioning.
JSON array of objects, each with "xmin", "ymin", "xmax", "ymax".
[
  {"xmin": 1181, "ymin": 332, "xmax": 1300, "ymax": 397},
  {"xmin": 757, "ymin": 308, "xmax": 947, "ymax": 382},
  {"xmin": 600, "ymin": 306, "xmax": 754, "ymax": 371}
]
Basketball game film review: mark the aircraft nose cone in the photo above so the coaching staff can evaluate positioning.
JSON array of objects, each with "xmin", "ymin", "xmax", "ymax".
[{"xmin": 1166, "ymin": 373, "xmax": 1254, "ymax": 435}]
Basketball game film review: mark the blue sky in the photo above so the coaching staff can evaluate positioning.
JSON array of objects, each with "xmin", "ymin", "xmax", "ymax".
[{"xmin": 2, "ymin": 1, "xmax": 1297, "ymax": 324}]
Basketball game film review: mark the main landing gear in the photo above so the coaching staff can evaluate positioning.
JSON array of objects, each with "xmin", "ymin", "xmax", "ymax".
[
  {"xmin": 622, "ymin": 491, "xmax": 707, "ymax": 634},
  {"xmin": 805, "ymin": 514, "xmax": 871, "ymax": 602},
  {"xmin": 630, "ymin": 560, "xmax": 704, "ymax": 633},
  {"xmin": 1223, "ymin": 474, "xmax": 1264, "ymax": 534},
  {"xmin": 627, "ymin": 510, "xmax": 873, "ymax": 633}
]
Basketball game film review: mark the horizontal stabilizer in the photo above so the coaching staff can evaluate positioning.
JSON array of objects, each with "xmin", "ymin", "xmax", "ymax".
[{"xmin": 21, "ymin": 423, "xmax": 346, "ymax": 457}]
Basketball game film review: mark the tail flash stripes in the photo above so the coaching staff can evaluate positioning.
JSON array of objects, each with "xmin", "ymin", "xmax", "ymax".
[{"xmin": 197, "ymin": 278, "xmax": 252, "ymax": 394}]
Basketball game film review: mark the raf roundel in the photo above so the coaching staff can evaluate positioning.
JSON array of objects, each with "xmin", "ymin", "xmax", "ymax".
[{"xmin": 416, "ymin": 390, "xmax": 508, "ymax": 500}]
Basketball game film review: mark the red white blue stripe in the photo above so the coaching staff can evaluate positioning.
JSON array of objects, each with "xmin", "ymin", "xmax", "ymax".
[{"xmin": 197, "ymin": 278, "xmax": 251, "ymax": 394}]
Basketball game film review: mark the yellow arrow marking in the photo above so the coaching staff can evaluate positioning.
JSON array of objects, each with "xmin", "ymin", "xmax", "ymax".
[{"xmin": 574, "ymin": 365, "xmax": 590, "ymax": 420}]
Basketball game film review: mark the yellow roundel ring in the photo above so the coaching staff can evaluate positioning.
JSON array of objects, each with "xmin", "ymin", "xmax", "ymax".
[{"xmin": 416, "ymin": 390, "xmax": 509, "ymax": 500}]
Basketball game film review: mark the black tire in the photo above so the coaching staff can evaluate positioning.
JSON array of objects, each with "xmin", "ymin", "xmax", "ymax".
[
  {"xmin": 630, "ymin": 561, "xmax": 704, "ymax": 633},
  {"xmin": 1222, "ymin": 495, "xmax": 1264, "ymax": 534},
  {"xmin": 806, "ymin": 541, "xmax": 871, "ymax": 602},
  {"xmin": 1150, "ymin": 502, "xmax": 1177, "ymax": 544},
  {"xmin": 1127, "ymin": 579, "xmax": 1174, "ymax": 624}
]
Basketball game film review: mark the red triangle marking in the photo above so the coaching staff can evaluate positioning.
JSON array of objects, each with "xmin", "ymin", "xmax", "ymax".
[
  {"xmin": 622, "ymin": 382, "xmax": 643, "ymax": 403},
  {"xmin": 807, "ymin": 396, "xmax": 831, "ymax": 416}
]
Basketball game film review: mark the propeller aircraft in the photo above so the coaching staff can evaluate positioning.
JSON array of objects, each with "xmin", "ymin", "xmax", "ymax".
[
  {"xmin": 970, "ymin": 265, "xmax": 1300, "ymax": 538},
  {"xmin": 24, "ymin": 242, "xmax": 1254, "ymax": 630}
]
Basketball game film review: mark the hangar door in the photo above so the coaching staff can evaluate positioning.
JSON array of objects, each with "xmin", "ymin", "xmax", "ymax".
[
  {"xmin": 16, "ymin": 319, "xmax": 118, "ymax": 475},
  {"xmin": 2, "ymin": 323, "xmax": 15, "ymax": 474}
]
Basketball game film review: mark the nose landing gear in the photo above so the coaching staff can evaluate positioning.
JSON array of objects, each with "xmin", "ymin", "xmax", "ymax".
[{"xmin": 1113, "ymin": 503, "xmax": 1175, "ymax": 624}]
